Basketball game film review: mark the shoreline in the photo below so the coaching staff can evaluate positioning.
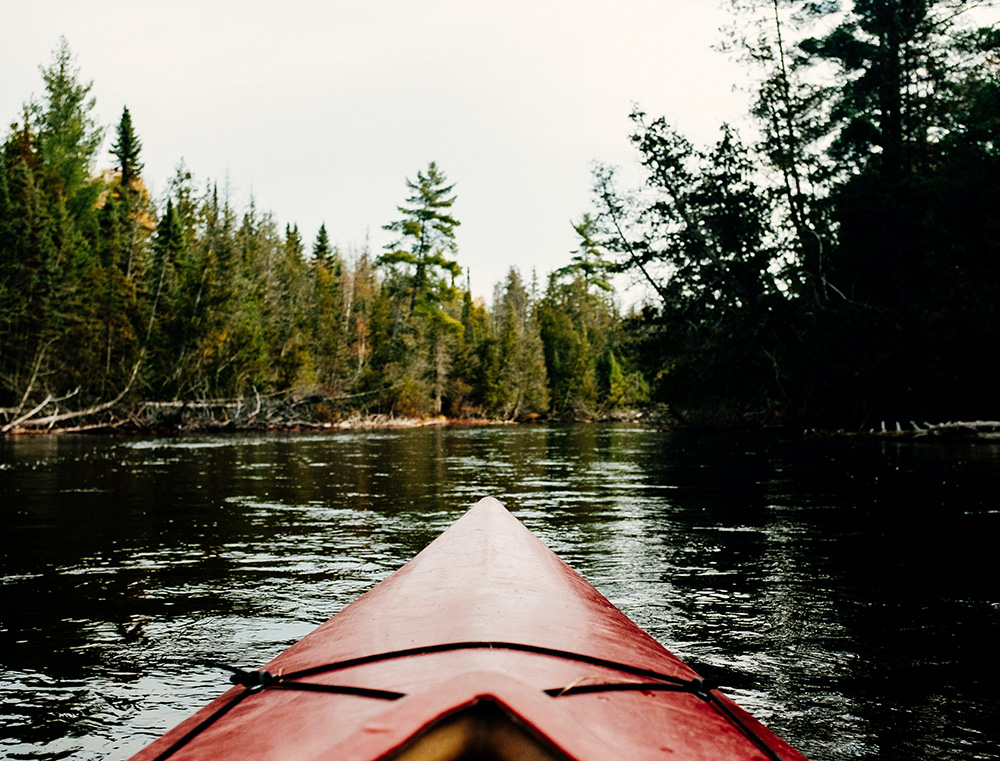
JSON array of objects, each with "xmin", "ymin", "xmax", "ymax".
[
  {"xmin": 0, "ymin": 409, "xmax": 651, "ymax": 437},
  {"xmin": 1, "ymin": 413, "xmax": 511, "ymax": 436},
  {"xmin": 822, "ymin": 420, "xmax": 1000, "ymax": 441},
  {"xmin": 3, "ymin": 400, "xmax": 997, "ymax": 440}
]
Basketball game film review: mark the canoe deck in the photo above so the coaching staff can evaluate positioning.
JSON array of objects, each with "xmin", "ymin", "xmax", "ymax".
[{"xmin": 127, "ymin": 498, "xmax": 809, "ymax": 761}]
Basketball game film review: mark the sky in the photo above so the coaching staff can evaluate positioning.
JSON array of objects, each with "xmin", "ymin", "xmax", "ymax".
[{"xmin": 1, "ymin": 0, "xmax": 753, "ymax": 304}]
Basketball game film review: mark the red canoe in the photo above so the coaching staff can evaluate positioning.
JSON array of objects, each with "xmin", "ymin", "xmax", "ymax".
[{"xmin": 127, "ymin": 498, "xmax": 810, "ymax": 761}]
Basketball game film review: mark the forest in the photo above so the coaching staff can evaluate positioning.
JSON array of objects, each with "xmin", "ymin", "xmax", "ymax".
[{"xmin": 2, "ymin": 0, "xmax": 999, "ymax": 433}]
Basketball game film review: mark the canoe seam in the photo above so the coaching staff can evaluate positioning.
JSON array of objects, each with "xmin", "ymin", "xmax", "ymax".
[{"xmin": 277, "ymin": 640, "xmax": 697, "ymax": 684}]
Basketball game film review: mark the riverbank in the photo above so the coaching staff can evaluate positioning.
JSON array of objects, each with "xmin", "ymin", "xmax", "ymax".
[
  {"xmin": 0, "ymin": 393, "xmax": 650, "ymax": 436},
  {"xmin": 0, "ymin": 407, "xmax": 510, "ymax": 436},
  {"xmin": 854, "ymin": 420, "xmax": 1000, "ymax": 440},
  {"xmin": 4, "ymin": 393, "xmax": 993, "ymax": 439}
]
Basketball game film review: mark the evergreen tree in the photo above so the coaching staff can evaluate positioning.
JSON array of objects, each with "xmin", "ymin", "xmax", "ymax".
[
  {"xmin": 0, "ymin": 109, "xmax": 106, "ymax": 404},
  {"xmin": 482, "ymin": 268, "xmax": 549, "ymax": 419},
  {"xmin": 144, "ymin": 198, "xmax": 185, "ymax": 394},
  {"xmin": 555, "ymin": 214, "xmax": 614, "ymax": 292},
  {"xmin": 450, "ymin": 282, "xmax": 491, "ymax": 416},
  {"xmin": 537, "ymin": 274, "xmax": 601, "ymax": 418},
  {"xmin": 377, "ymin": 162, "xmax": 464, "ymax": 414},
  {"xmin": 224, "ymin": 203, "xmax": 278, "ymax": 395},
  {"xmin": 34, "ymin": 37, "xmax": 104, "ymax": 216},
  {"xmin": 310, "ymin": 224, "xmax": 349, "ymax": 392},
  {"xmin": 312, "ymin": 223, "xmax": 334, "ymax": 265},
  {"xmin": 592, "ymin": 116, "xmax": 782, "ymax": 422},
  {"xmin": 92, "ymin": 191, "xmax": 143, "ymax": 395},
  {"xmin": 379, "ymin": 161, "xmax": 462, "ymax": 318},
  {"xmin": 270, "ymin": 223, "xmax": 315, "ymax": 391},
  {"xmin": 0, "ymin": 121, "xmax": 54, "ymax": 406},
  {"xmin": 110, "ymin": 106, "xmax": 143, "ymax": 189}
]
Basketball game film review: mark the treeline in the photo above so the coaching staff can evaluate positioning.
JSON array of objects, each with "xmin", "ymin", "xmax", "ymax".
[
  {"xmin": 0, "ymin": 39, "xmax": 645, "ymax": 431},
  {"xmin": 591, "ymin": 0, "xmax": 1000, "ymax": 427},
  {"xmin": 5, "ymin": 0, "xmax": 1000, "ymax": 433}
]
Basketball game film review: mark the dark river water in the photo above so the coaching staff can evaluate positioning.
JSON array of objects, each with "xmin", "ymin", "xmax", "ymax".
[{"xmin": 1, "ymin": 425, "xmax": 998, "ymax": 760}]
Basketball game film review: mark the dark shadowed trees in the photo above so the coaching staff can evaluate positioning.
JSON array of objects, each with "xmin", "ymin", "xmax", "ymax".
[{"xmin": 589, "ymin": 0, "xmax": 1000, "ymax": 427}]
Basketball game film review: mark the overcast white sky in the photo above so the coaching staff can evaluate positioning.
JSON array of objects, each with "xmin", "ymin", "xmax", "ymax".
[{"xmin": 2, "ymin": 0, "xmax": 753, "ymax": 303}]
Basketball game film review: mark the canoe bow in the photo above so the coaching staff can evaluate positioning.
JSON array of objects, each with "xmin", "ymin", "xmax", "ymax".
[{"xmin": 126, "ymin": 497, "xmax": 810, "ymax": 761}]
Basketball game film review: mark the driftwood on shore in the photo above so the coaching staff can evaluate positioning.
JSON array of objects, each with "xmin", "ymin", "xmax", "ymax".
[
  {"xmin": 2, "ymin": 387, "xmax": 995, "ymax": 438},
  {"xmin": 864, "ymin": 420, "xmax": 1000, "ymax": 440},
  {"xmin": 1, "ymin": 361, "xmax": 143, "ymax": 434},
  {"xmin": 0, "ymin": 388, "xmax": 500, "ymax": 435}
]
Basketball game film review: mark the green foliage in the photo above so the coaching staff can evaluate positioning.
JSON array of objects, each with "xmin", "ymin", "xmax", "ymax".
[
  {"xmin": 536, "ymin": 271, "xmax": 639, "ymax": 418},
  {"xmin": 1, "ymin": 85, "xmax": 93, "ymax": 405},
  {"xmin": 592, "ymin": 115, "xmax": 785, "ymax": 423},
  {"xmin": 480, "ymin": 269, "xmax": 549, "ymax": 419},
  {"xmin": 555, "ymin": 214, "xmax": 614, "ymax": 292},
  {"xmin": 34, "ymin": 37, "xmax": 104, "ymax": 216},
  {"xmin": 375, "ymin": 162, "xmax": 466, "ymax": 415},
  {"xmin": 1, "ymin": 43, "xmax": 655, "ymax": 426},
  {"xmin": 309, "ymin": 225, "xmax": 349, "ymax": 392},
  {"xmin": 448, "ymin": 287, "xmax": 491, "ymax": 416},
  {"xmin": 111, "ymin": 106, "xmax": 143, "ymax": 188},
  {"xmin": 379, "ymin": 161, "xmax": 462, "ymax": 314},
  {"xmin": 312, "ymin": 223, "xmax": 334, "ymax": 266}
]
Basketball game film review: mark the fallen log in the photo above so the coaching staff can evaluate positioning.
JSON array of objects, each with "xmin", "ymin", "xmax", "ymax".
[
  {"xmin": 1, "ymin": 388, "xmax": 79, "ymax": 433},
  {"xmin": 867, "ymin": 420, "xmax": 1000, "ymax": 439},
  {"xmin": 2, "ymin": 362, "xmax": 139, "ymax": 433}
]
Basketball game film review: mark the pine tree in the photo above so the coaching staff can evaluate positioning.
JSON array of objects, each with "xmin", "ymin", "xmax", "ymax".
[
  {"xmin": 269, "ymin": 224, "xmax": 314, "ymax": 391},
  {"xmin": 555, "ymin": 214, "xmax": 614, "ymax": 292},
  {"xmin": 144, "ymin": 198, "xmax": 185, "ymax": 393},
  {"xmin": 379, "ymin": 161, "xmax": 462, "ymax": 318},
  {"xmin": 34, "ymin": 37, "xmax": 104, "ymax": 216},
  {"xmin": 450, "ymin": 282, "xmax": 490, "ymax": 416},
  {"xmin": 591, "ymin": 115, "xmax": 783, "ymax": 422},
  {"xmin": 312, "ymin": 223, "xmax": 333, "ymax": 266},
  {"xmin": 483, "ymin": 268, "xmax": 549, "ymax": 419},
  {"xmin": 538, "ymin": 278, "xmax": 591, "ymax": 417},
  {"xmin": 377, "ymin": 162, "xmax": 464, "ymax": 414},
  {"xmin": 309, "ymin": 224, "xmax": 349, "ymax": 392},
  {"xmin": 110, "ymin": 106, "xmax": 143, "ymax": 189}
]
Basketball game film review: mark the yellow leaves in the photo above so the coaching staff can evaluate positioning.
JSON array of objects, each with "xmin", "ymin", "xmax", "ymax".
[
  {"xmin": 199, "ymin": 328, "xmax": 228, "ymax": 358},
  {"xmin": 92, "ymin": 170, "xmax": 156, "ymax": 230}
]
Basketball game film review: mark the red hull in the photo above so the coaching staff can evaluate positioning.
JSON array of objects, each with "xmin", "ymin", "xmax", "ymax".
[{"xmin": 127, "ymin": 498, "xmax": 809, "ymax": 761}]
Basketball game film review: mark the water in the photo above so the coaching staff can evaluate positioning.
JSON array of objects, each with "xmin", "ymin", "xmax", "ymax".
[{"xmin": 1, "ymin": 425, "xmax": 998, "ymax": 760}]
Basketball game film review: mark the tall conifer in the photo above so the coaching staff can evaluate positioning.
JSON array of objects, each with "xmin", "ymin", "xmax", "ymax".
[
  {"xmin": 35, "ymin": 37, "xmax": 104, "ymax": 213},
  {"xmin": 111, "ymin": 106, "xmax": 143, "ymax": 188}
]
